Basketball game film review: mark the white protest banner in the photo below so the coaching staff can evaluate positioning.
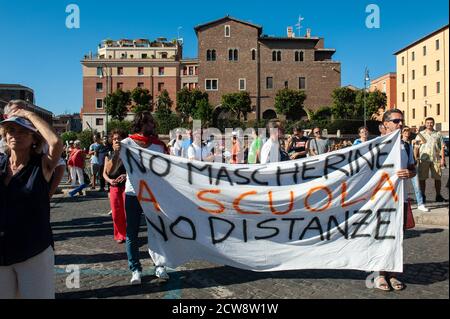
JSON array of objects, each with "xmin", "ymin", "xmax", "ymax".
[{"xmin": 120, "ymin": 131, "xmax": 404, "ymax": 272}]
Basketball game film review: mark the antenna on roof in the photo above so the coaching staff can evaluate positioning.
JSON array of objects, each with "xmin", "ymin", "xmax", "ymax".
[
  {"xmin": 177, "ymin": 26, "xmax": 183, "ymax": 44},
  {"xmin": 295, "ymin": 15, "xmax": 304, "ymax": 36}
]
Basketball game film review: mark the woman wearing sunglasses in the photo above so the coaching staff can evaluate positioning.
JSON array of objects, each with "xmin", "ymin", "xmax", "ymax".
[{"xmin": 0, "ymin": 105, "xmax": 63, "ymax": 298}]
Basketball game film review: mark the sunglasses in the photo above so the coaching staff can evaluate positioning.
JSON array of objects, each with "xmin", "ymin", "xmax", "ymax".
[{"xmin": 388, "ymin": 119, "xmax": 404, "ymax": 124}]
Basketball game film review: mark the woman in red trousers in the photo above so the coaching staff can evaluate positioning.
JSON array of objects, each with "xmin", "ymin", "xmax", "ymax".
[{"xmin": 103, "ymin": 129, "xmax": 127, "ymax": 243}]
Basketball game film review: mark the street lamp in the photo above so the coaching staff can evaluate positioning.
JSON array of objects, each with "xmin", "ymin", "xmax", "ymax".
[{"xmin": 363, "ymin": 67, "xmax": 370, "ymax": 128}]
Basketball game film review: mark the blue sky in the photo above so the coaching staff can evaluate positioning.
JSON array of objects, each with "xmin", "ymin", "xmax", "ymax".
[{"xmin": 0, "ymin": 0, "xmax": 448, "ymax": 115}]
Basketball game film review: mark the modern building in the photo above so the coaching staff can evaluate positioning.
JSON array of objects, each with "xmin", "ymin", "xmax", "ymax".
[
  {"xmin": 369, "ymin": 72, "xmax": 397, "ymax": 109},
  {"xmin": 53, "ymin": 113, "xmax": 82, "ymax": 135},
  {"xmin": 81, "ymin": 38, "xmax": 182, "ymax": 133},
  {"xmin": 195, "ymin": 16, "xmax": 341, "ymax": 120},
  {"xmin": 0, "ymin": 84, "xmax": 53, "ymax": 124},
  {"xmin": 395, "ymin": 25, "xmax": 449, "ymax": 134}
]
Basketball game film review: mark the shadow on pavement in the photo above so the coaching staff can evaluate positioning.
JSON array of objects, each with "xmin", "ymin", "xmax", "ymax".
[
  {"xmin": 51, "ymin": 193, "xmax": 109, "ymax": 205},
  {"xmin": 55, "ymin": 252, "xmax": 128, "ymax": 265},
  {"xmin": 404, "ymin": 228, "xmax": 444, "ymax": 239},
  {"xmin": 56, "ymin": 260, "xmax": 449, "ymax": 299}
]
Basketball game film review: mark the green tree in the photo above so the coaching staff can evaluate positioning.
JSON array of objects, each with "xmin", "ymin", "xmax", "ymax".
[
  {"xmin": 130, "ymin": 87, "xmax": 152, "ymax": 113},
  {"xmin": 221, "ymin": 91, "xmax": 252, "ymax": 120},
  {"xmin": 104, "ymin": 89, "xmax": 131, "ymax": 121},
  {"xmin": 176, "ymin": 87, "xmax": 193, "ymax": 122},
  {"xmin": 77, "ymin": 129, "xmax": 95, "ymax": 150},
  {"xmin": 108, "ymin": 119, "xmax": 132, "ymax": 135},
  {"xmin": 307, "ymin": 106, "xmax": 333, "ymax": 122},
  {"xmin": 155, "ymin": 89, "xmax": 173, "ymax": 116},
  {"xmin": 355, "ymin": 89, "xmax": 387, "ymax": 120},
  {"xmin": 61, "ymin": 131, "xmax": 78, "ymax": 145},
  {"xmin": 176, "ymin": 88, "xmax": 209, "ymax": 122},
  {"xmin": 274, "ymin": 88, "xmax": 307, "ymax": 121},
  {"xmin": 193, "ymin": 99, "xmax": 213, "ymax": 126},
  {"xmin": 330, "ymin": 87, "xmax": 358, "ymax": 119}
]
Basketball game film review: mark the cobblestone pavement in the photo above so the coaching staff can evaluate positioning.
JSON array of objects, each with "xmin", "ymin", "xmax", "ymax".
[{"xmin": 52, "ymin": 188, "xmax": 449, "ymax": 299}]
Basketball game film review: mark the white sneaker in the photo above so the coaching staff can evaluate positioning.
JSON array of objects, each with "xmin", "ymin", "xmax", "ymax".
[
  {"xmin": 155, "ymin": 266, "xmax": 169, "ymax": 280},
  {"xmin": 417, "ymin": 205, "xmax": 430, "ymax": 212},
  {"xmin": 130, "ymin": 271, "xmax": 142, "ymax": 285}
]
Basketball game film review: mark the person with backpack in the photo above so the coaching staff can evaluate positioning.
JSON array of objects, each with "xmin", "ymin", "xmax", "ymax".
[{"xmin": 307, "ymin": 127, "xmax": 331, "ymax": 156}]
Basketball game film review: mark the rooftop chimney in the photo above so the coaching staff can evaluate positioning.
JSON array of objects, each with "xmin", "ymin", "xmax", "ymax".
[
  {"xmin": 287, "ymin": 26, "xmax": 293, "ymax": 38},
  {"xmin": 306, "ymin": 28, "xmax": 311, "ymax": 38}
]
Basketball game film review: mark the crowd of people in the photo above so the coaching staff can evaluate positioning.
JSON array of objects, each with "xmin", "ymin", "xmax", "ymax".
[{"xmin": 0, "ymin": 99, "xmax": 448, "ymax": 298}]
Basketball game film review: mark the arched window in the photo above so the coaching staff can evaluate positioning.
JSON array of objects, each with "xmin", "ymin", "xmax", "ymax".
[
  {"xmin": 211, "ymin": 50, "xmax": 216, "ymax": 61},
  {"xmin": 234, "ymin": 49, "xmax": 238, "ymax": 61},
  {"xmin": 229, "ymin": 49, "xmax": 233, "ymax": 61},
  {"xmin": 206, "ymin": 50, "xmax": 211, "ymax": 61},
  {"xmin": 251, "ymin": 49, "xmax": 256, "ymax": 61},
  {"xmin": 225, "ymin": 25, "xmax": 230, "ymax": 37},
  {"xmin": 295, "ymin": 51, "xmax": 299, "ymax": 61},
  {"xmin": 272, "ymin": 51, "xmax": 277, "ymax": 61},
  {"xmin": 299, "ymin": 51, "xmax": 304, "ymax": 62},
  {"xmin": 277, "ymin": 51, "xmax": 281, "ymax": 61}
]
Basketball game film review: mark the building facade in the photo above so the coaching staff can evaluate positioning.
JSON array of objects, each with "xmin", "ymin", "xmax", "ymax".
[
  {"xmin": 180, "ymin": 59, "xmax": 199, "ymax": 90},
  {"xmin": 53, "ymin": 113, "xmax": 82, "ymax": 135},
  {"xmin": 369, "ymin": 72, "xmax": 397, "ymax": 109},
  {"xmin": 81, "ymin": 16, "xmax": 341, "ymax": 131},
  {"xmin": 195, "ymin": 16, "xmax": 341, "ymax": 120},
  {"xmin": 0, "ymin": 84, "xmax": 53, "ymax": 124},
  {"xmin": 81, "ymin": 38, "xmax": 182, "ymax": 133},
  {"xmin": 395, "ymin": 25, "xmax": 449, "ymax": 134}
]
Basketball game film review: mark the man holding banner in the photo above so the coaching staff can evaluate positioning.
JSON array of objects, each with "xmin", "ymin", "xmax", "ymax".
[
  {"xmin": 374, "ymin": 108, "xmax": 416, "ymax": 291},
  {"xmin": 120, "ymin": 108, "xmax": 415, "ymax": 293}
]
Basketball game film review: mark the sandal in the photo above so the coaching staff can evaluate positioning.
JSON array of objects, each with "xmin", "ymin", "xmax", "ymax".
[
  {"xmin": 389, "ymin": 277, "xmax": 405, "ymax": 291},
  {"xmin": 374, "ymin": 276, "xmax": 391, "ymax": 291}
]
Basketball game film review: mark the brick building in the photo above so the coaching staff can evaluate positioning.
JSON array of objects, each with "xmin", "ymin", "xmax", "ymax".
[
  {"xmin": 370, "ymin": 72, "xmax": 397, "ymax": 109},
  {"xmin": 53, "ymin": 113, "xmax": 82, "ymax": 135},
  {"xmin": 81, "ymin": 16, "xmax": 341, "ymax": 131},
  {"xmin": 195, "ymin": 16, "xmax": 341, "ymax": 120},
  {"xmin": 81, "ymin": 38, "xmax": 182, "ymax": 133}
]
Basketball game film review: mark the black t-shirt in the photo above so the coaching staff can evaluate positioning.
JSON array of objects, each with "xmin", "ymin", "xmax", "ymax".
[
  {"xmin": 0, "ymin": 153, "xmax": 53, "ymax": 266},
  {"xmin": 288, "ymin": 135, "xmax": 309, "ymax": 158},
  {"xmin": 106, "ymin": 152, "xmax": 126, "ymax": 187}
]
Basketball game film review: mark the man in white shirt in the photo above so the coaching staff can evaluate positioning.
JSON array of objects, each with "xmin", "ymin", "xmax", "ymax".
[
  {"xmin": 260, "ymin": 123, "xmax": 281, "ymax": 164},
  {"xmin": 188, "ymin": 130, "xmax": 212, "ymax": 161},
  {"xmin": 372, "ymin": 109, "xmax": 415, "ymax": 292}
]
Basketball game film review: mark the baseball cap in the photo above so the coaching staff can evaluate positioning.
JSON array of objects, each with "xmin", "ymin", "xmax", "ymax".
[{"xmin": 0, "ymin": 116, "xmax": 38, "ymax": 133}]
